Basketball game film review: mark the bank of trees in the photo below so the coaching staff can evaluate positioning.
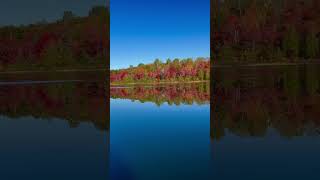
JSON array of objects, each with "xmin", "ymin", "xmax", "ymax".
[
  {"xmin": 0, "ymin": 6, "xmax": 109, "ymax": 71},
  {"xmin": 111, "ymin": 58, "xmax": 210, "ymax": 84},
  {"xmin": 212, "ymin": 0, "xmax": 320, "ymax": 63}
]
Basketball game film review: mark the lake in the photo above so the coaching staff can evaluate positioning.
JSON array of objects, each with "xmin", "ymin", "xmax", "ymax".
[
  {"xmin": 211, "ymin": 64, "xmax": 320, "ymax": 180},
  {"xmin": 110, "ymin": 83, "xmax": 211, "ymax": 180},
  {"xmin": 2, "ymin": 65, "xmax": 320, "ymax": 179},
  {"xmin": 0, "ymin": 79, "xmax": 109, "ymax": 180}
]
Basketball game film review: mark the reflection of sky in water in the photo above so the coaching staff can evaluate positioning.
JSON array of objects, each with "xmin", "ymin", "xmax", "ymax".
[
  {"xmin": 0, "ymin": 0, "xmax": 107, "ymax": 26},
  {"xmin": 110, "ymin": 99, "xmax": 211, "ymax": 180},
  {"xmin": 111, "ymin": 98, "xmax": 209, "ymax": 108},
  {"xmin": 0, "ymin": 116, "xmax": 108, "ymax": 180},
  {"xmin": 212, "ymin": 129, "xmax": 320, "ymax": 180},
  {"xmin": 211, "ymin": 65, "xmax": 320, "ymax": 180}
]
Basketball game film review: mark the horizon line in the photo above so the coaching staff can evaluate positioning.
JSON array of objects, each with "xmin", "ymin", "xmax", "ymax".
[{"xmin": 111, "ymin": 56, "xmax": 210, "ymax": 70}]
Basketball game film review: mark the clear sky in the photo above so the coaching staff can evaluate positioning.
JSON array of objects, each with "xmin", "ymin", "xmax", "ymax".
[
  {"xmin": 0, "ymin": 0, "xmax": 108, "ymax": 26},
  {"xmin": 110, "ymin": 0, "xmax": 210, "ymax": 69}
]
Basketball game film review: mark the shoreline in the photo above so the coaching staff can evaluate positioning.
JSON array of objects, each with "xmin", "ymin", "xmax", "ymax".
[
  {"xmin": 212, "ymin": 62, "xmax": 320, "ymax": 68},
  {"xmin": 0, "ymin": 69, "xmax": 107, "ymax": 74},
  {"xmin": 0, "ymin": 69, "xmax": 107, "ymax": 83},
  {"xmin": 111, "ymin": 80, "xmax": 209, "ymax": 87}
]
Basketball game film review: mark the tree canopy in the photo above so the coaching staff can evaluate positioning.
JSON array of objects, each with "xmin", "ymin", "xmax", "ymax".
[
  {"xmin": 212, "ymin": 0, "xmax": 320, "ymax": 64},
  {"xmin": 111, "ymin": 57, "xmax": 210, "ymax": 84},
  {"xmin": 0, "ymin": 6, "xmax": 109, "ymax": 71}
]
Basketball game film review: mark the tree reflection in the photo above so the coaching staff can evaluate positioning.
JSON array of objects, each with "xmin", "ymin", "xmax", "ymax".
[
  {"xmin": 0, "ymin": 81, "xmax": 109, "ymax": 131},
  {"xmin": 211, "ymin": 65, "xmax": 320, "ymax": 140},
  {"xmin": 111, "ymin": 83, "xmax": 210, "ymax": 106}
]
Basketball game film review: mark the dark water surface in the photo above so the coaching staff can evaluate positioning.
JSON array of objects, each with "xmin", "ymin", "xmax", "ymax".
[
  {"xmin": 0, "ymin": 79, "xmax": 109, "ymax": 180},
  {"xmin": 110, "ymin": 83, "xmax": 211, "ymax": 180},
  {"xmin": 3, "ymin": 65, "xmax": 319, "ymax": 179},
  {"xmin": 212, "ymin": 64, "xmax": 320, "ymax": 180}
]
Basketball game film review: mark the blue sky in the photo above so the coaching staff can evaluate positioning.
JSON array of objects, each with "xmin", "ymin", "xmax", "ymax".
[
  {"xmin": 0, "ymin": 0, "xmax": 107, "ymax": 26},
  {"xmin": 111, "ymin": 0, "xmax": 210, "ymax": 69}
]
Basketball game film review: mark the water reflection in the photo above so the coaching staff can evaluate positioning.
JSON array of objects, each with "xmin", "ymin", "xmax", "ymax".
[
  {"xmin": 211, "ymin": 65, "xmax": 320, "ymax": 139},
  {"xmin": 210, "ymin": 65, "xmax": 320, "ymax": 179},
  {"xmin": 111, "ymin": 83, "xmax": 210, "ymax": 106},
  {"xmin": 110, "ymin": 83, "xmax": 211, "ymax": 180},
  {"xmin": 0, "ymin": 80, "xmax": 109, "ymax": 179},
  {"xmin": 0, "ymin": 81, "xmax": 109, "ymax": 130}
]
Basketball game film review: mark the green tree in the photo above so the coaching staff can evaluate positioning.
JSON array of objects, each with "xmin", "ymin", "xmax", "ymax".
[
  {"xmin": 89, "ymin": 6, "xmax": 107, "ymax": 16},
  {"xmin": 204, "ymin": 70, "xmax": 210, "ymax": 80},
  {"xmin": 154, "ymin": 58, "xmax": 161, "ymax": 67},
  {"xmin": 283, "ymin": 25, "xmax": 299, "ymax": 59},
  {"xmin": 306, "ymin": 30, "xmax": 319, "ymax": 59},
  {"xmin": 42, "ymin": 42, "xmax": 74, "ymax": 69},
  {"xmin": 63, "ymin": 11, "xmax": 75, "ymax": 21},
  {"xmin": 198, "ymin": 70, "xmax": 204, "ymax": 80}
]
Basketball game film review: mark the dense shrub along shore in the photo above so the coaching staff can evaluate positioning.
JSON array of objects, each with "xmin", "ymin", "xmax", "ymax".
[{"xmin": 111, "ymin": 58, "xmax": 210, "ymax": 84}]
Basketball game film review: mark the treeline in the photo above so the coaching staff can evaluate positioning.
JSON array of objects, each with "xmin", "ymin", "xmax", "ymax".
[
  {"xmin": 111, "ymin": 83, "xmax": 210, "ymax": 106},
  {"xmin": 0, "ymin": 82, "xmax": 109, "ymax": 130},
  {"xmin": 211, "ymin": 65, "xmax": 320, "ymax": 140},
  {"xmin": 212, "ymin": 0, "xmax": 320, "ymax": 63},
  {"xmin": 0, "ymin": 6, "xmax": 109, "ymax": 71},
  {"xmin": 111, "ymin": 58, "xmax": 210, "ymax": 84}
]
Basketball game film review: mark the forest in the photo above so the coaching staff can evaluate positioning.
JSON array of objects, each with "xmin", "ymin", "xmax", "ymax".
[
  {"xmin": 111, "ymin": 58, "xmax": 210, "ymax": 84},
  {"xmin": 212, "ymin": 0, "xmax": 320, "ymax": 64},
  {"xmin": 0, "ymin": 6, "xmax": 109, "ymax": 71}
]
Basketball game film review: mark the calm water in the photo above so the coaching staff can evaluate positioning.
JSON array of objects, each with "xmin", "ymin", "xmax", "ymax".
[
  {"xmin": 2, "ymin": 65, "xmax": 320, "ymax": 179},
  {"xmin": 110, "ymin": 83, "xmax": 211, "ymax": 180},
  {"xmin": 212, "ymin": 64, "xmax": 320, "ymax": 180},
  {"xmin": 0, "ymin": 80, "xmax": 109, "ymax": 180}
]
